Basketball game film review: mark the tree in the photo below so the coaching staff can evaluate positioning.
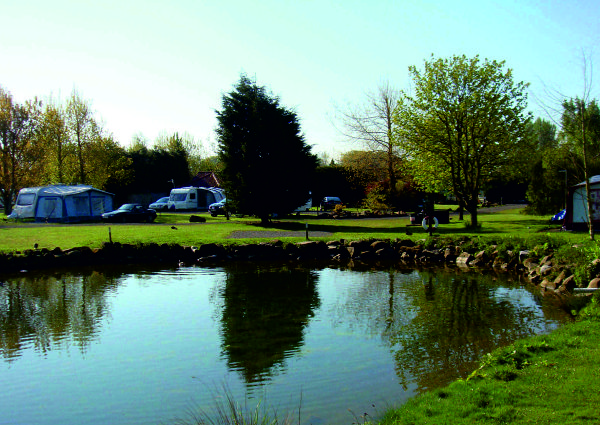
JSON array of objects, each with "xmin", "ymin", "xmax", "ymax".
[
  {"xmin": 395, "ymin": 55, "xmax": 531, "ymax": 227},
  {"xmin": 560, "ymin": 98, "xmax": 600, "ymax": 239},
  {"xmin": 38, "ymin": 102, "xmax": 72, "ymax": 184},
  {"xmin": 523, "ymin": 117, "xmax": 570, "ymax": 214},
  {"xmin": 216, "ymin": 75, "xmax": 318, "ymax": 224},
  {"xmin": 0, "ymin": 87, "xmax": 42, "ymax": 214},
  {"xmin": 66, "ymin": 90, "xmax": 97, "ymax": 184},
  {"xmin": 334, "ymin": 81, "xmax": 402, "ymax": 196}
]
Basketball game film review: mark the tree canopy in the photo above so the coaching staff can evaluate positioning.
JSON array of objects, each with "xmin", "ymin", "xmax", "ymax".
[
  {"xmin": 216, "ymin": 75, "xmax": 318, "ymax": 224},
  {"xmin": 395, "ymin": 54, "xmax": 532, "ymax": 226}
]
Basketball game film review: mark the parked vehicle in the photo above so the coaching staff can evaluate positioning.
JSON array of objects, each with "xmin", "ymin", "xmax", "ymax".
[
  {"xmin": 101, "ymin": 204, "xmax": 157, "ymax": 223},
  {"xmin": 167, "ymin": 187, "xmax": 225, "ymax": 211},
  {"xmin": 149, "ymin": 196, "xmax": 170, "ymax": 211},
  {"xmin": 208, "ymin": 198, "xmax": 228, "ymax": 216},
  {"xmin": 319, "ymin": 196, "xmax": 342, "ymax": 211}
]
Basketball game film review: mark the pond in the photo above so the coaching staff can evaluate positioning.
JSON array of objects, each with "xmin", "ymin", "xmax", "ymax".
[{"xmin": 0, "ymin": 263, "xmax": 569, "ymax": 425}]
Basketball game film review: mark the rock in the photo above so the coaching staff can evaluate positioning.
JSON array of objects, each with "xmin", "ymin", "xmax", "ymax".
[
  {"xmin": 295, "ymin": 241, "xmax": 329, "ymax": 259},
  {"xmin": 588, "ymin": 277, "xmax": 600, "ymax": 288},
  {"xmin": 523, "ymin": 258, "xmax": 539, "ymax": 272},
  {"xmin": 540, "ymin": 278, "xmax": 556, "ymax": 291},
  {"xmin": 553, "ymin": 271, "xmax": 566, "ymax": 286},
  {"xmin": 395, "ymin": 239, "xmax": 416, "ymax": 248},
  {"xmin": 456, "ymin": 252, "xmax": 472, "ymax": 267},
  {"xmin": 371, "ymin": 240, "xmax": 390, "ymax": 251},
  {"xmin": 519, "ymin": 250, "xmax": 530, "ymax": 262},
  {"xmin": 539, "ymin": 264, "xmax": 553, "ymax": 276},
  {"xmin": 559, "ymin": 275, "xmax": 576, "ymax": 292}
]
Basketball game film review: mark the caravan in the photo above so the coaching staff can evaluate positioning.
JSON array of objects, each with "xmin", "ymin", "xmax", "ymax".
[
  {"xmin": 167, "ymin": 187, "xmax": 225, "ymax": 211},
  {"xmin": 9, "ymin": 185, "xmax": 114, "ymax": 222}
]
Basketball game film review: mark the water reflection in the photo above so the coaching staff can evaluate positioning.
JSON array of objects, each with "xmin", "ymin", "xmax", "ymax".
[
  {"xmin": 215, "ymin": 263, "xmax": 320, "ymax": 386},
  {"xmin": 0, "ymin": 263, "xmax": 570, "ymax": 425},
  {"xmin": 0, "ymin": 265, "xmax": 178, "ymax": 362},
  {"xmin": 329, "ymin": 267, "xmax": 569, "ymax": 392},
  {"xmin": 0, "ymin": 271, "xmax": 115, "ymax": 361}
]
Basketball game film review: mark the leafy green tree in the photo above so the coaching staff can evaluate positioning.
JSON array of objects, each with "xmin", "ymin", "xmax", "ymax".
[
  {"xmin": 85, "ymin": 134, "xmax": 133, "ymax": 193},
  {"xmin": 124, "ymin": 140, "xmax": 190, "ymax": 197},
  {"xmin": 312, "ymin": 164, "xmax": 367, "ymax": 208},
  {"xmin": 66, "ymin": 90, "xmax": 98, "ymax": 184},
  {"xmin": 560, "ymin": 98, "xmax": 600, "ymax": 239},
  {"xmin": 39, "ymin": 102, "xmax": 71, "ymax": 184},
  {"xmin": 0, "ymin": 87, "xmax": 43, "ymax": 214},
  {"xmin": 216, "ymin": 75, "xmax": 318, "ymax": 224},
  {"xmin": 523, "ymin": 117, "xmax": 569, "ymax": 214},
  {"xmin": 395, "ymin": 55, "xmax": 531, "ymax": 227}
]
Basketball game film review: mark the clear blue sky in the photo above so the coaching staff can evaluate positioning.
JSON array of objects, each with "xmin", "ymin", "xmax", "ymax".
[{"xmin": 1, "ymin": 0, "xmax": 598, "ymax": 157}]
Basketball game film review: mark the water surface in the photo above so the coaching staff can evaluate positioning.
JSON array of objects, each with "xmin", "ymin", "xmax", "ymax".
[{"xmin": 0, "ymin": 263, "xmax": 569, "ymax": 425}]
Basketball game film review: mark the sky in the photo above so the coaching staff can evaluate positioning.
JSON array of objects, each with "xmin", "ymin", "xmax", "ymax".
[{"xmin": 1, "ymin": 0, "xmax": 599, "ymax": 158}]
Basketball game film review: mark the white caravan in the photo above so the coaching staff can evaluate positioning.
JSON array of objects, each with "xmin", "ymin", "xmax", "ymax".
[{"xmin": 167, "ymin": 187, "xmax": 225, "ymax": 211}]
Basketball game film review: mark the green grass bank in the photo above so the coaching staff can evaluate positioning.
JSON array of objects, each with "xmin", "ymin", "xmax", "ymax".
[{"xmin": 377, "ymin": 296, "xmax": 600, "ymax": 425}]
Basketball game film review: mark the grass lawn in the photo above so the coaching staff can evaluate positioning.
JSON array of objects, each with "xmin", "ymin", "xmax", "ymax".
[
  {"xmin": 0, "ymin": 206, "xmax": 590, "ymax": 253},
  {"xmin": 379, "ymin": 300, "xmax": 600, "ymax": 425}
]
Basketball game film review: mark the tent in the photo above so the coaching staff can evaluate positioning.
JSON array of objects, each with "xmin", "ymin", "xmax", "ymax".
[
  {"xmin": 9, "ymin": 185, "xmax": 114, "ymax": 223},
  {"xmin": 564, "ymin": 175, "xmax": 600, "ymax": 230}
]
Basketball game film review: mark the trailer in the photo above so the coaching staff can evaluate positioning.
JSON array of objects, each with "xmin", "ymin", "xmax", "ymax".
[
  {"xmin": 167, "ymin": 187, "xmax": 225, "ymax": 211},
  {"xmin": 8, "ymin": 185, "xmax": 114, "ymax": 222}
]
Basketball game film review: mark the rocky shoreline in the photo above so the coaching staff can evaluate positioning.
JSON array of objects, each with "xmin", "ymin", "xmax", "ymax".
[{"xmin": 1, "ymin": 237, "xmax": 594, "ymax": 297}]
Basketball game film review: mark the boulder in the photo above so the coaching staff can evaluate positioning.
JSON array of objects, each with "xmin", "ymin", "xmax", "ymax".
[
  {"xmin": 456, "ymin": 252, "xmax": 472, "ymax": 267},
  {"xmin": 588, "ymin": 277, "xmax": 600, "ymax": 289},
  {"xmin": 539, "ymin": 264, "xmax": 553, "ymax": 276}
]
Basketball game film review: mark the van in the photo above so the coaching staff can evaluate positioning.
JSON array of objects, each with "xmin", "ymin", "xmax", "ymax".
[{"xmin": 167, "ymin": 187, "xmax": 225, "ymax": 211}]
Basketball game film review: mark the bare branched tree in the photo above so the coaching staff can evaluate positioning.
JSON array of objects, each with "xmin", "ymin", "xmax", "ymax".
[
  {"xmin": 538, "ymin": 50, "xmax": 599, "ymax": 239},
  {"xmin": 333, "ymin": 81, "xmax": 402, "ymax": 192}
]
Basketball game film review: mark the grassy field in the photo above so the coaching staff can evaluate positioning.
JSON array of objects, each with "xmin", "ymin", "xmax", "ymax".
[{"xmin": 0, "ymin": 206, "xmax": 588, "ymax": 253}]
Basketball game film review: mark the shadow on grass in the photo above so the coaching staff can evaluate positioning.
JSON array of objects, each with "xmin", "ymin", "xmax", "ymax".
[{"xmin": 247, "ymin": 219, "xmax": 514, "ymax": 236}]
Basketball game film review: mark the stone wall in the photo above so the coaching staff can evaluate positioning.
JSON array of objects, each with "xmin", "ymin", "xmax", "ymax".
[{"xmin": 0, "ymin": 238, "xmax": 591, "ymax": 296}]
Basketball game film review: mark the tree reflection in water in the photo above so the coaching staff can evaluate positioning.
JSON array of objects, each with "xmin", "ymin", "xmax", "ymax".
[
  {"xmin": 215, "ymin": 263, "xmax": 320, "ymax": 386},
  {"xmin": 329, "ymin": 266, "xmax": 570, "ymax": 394},
  {"xmin": 0, "ymin": 270, "xmax": 118, "ymax": 361}
]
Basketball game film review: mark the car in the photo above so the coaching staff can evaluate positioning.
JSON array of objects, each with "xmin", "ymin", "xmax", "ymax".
[
  {"xmin": 149, "ymin": 196, "xmax": 170, "ymax": 211},
  {"xmin": 320, "ymin": 196, "xmax": 342, "ymax": 211},
  {"xmin": 101, "ymin": 204, "xmax": 157, "ymax": 223},
  {"xmin": 208, "ymin": 198, "xmax": 228, "ymax": 217}
]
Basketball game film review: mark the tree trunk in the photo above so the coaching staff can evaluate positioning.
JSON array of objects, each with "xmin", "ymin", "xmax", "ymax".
[{"xmin": 581, "ymin": 100, "xmax": 595, "ymax": 240}]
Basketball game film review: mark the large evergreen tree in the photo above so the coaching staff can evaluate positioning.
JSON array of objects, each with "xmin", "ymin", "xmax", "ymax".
[{"xmin": 216, "ymin": 75, "xmax": 318, "ymax": 224}]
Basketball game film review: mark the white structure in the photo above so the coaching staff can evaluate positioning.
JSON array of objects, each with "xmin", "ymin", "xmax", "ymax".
[
  {"xmin": 566, "ymin": 175, "xmax": 600, "ymax": 230},
  {"xmin": 167, "ymin": 186, "xmax": 225, "ymax": 211},
  {"xmin": 9, "ymin": 185, "xmax": 114, "ymax": 222}
]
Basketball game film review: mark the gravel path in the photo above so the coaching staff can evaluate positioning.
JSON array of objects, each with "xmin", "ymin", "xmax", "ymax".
[{"xmin": 227, "ymin": 230, "xmax": 333, "ymax": 239}]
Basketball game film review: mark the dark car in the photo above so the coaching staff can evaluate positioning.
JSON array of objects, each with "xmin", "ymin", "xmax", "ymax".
[
  {"xmin": 208, "ymin": 198, "xmax": 228, "ymax": 217},
  {"xmin": 102, "ymin": 204, "xmax": 157, "ymax": 223},
  {"xmin": 320, "ymin": 196, "xmax": 342, "ymax": 211}
]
